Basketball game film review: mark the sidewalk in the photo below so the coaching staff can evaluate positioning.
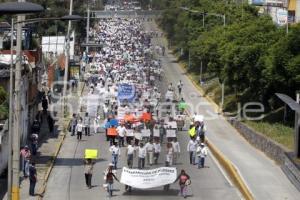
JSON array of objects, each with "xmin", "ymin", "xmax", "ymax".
[{"xmin": 1, "ymin": 82, "xmax": 85, "ymax": 200}]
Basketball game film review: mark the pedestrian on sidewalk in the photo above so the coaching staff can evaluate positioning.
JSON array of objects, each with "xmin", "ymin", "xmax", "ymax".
[
  {"xmin": 31, "ymin": 119, "xmax": 41, "ymax": 134},
  {"xmin": 109, "ymin": 142, "xmax": 120, "ymax": 170},
  {"xmin": 29, "ymin": 162, "xmax": 37, "ymax": 196},
  {"xmin": 172, "ymin": 138, "xmax": 181, "ymax": 165},
  {"xmin": 42, "ymin": 95, "xmax": 48, "ymax": 114},
  {"xmin": 153, "ymin": 139, "xmax": 161, "ymax": 165},
  {"xmin": 145, "ymin": 139, "xmax": 154, "ymax": 166},
  {"xmin": 30, "ymin": 133, "xmax": 38, "ymax": 156},
  {"xmin": 20, "ymin": 145, "xmax": 31, "ymax": 177},
  {"xmin": 70, "ymin": 113, "xmax": 78, "ymax": 136},
  {"xmin": 187, "ymin": 137, "xmax": 197, "ymax": 165},
  {"xmin": 83, "ymin": 112, "xmax": 91, "ymax": 136},
  {"xmin": 196, "ymin": 143, "xmax": 208, "ymax": 168},
  {"xmin": 47, "ymin": 114, "xmax": 54, "ymax": 134},
  {"xmin": 84, "ymin": 158, "xmax": 94, "ymax": 189},
  {"xmin": 76, "ymin": 119, "xmax": 84, "ymax": 141},
  {"xmin": 174, "ymin": 169, "xmax": 191, "ymax": 198},
  {"xmin": 138, "ymin": 143, "xmax": 146, "ymax": 169}
]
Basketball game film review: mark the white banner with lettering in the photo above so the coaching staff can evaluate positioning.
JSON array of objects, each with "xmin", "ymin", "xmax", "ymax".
[{"xmin": 120, "ymin": 167, "xmax": 177, "ymax": 189}]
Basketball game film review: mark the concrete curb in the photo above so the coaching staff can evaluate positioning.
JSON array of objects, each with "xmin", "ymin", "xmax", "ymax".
[
  {"xmin": 206, "ymin": 140, "xmax": 254, "ymax": 200},
  {"xmin": 37, "ymin": 83, "xmax": 85, "ymax": 200}
]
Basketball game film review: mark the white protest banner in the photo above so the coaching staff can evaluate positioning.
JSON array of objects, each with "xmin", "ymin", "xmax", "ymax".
[
  {"xmin": 120, "ymin": 167, "xmax": 177, "ymax": 189},
  {"xmin": 166, "ymin": 129, "xmax": 176, "ymax": 138}
]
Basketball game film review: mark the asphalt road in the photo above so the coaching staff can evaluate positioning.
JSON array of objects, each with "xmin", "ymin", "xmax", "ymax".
[
  {"xmin": 146, "ymin": 22, "xmax": 300, "ymax": 200},
  {"xmin": 42, "ymin": 20, "xmax": 241, "ymax": 200},
  {"xmin": 42, "ymin": 86, "xmax": 241, "ymax": 200}
]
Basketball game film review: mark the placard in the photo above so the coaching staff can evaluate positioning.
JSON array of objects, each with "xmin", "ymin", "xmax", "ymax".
[
  {"xmin": 153, "ymin": 129, "xmax": 160, "ymax": 137},
  {"xmin": 166, "ymin": 129, "xmax": 176, "ymax": 138},
  {"xmin": 141, "ymin": 129, "xmax": 151, "ymax": 138},
  {"xmin": 85, "ymin": 149, "xmax": 98, "ymax": 159},
  {"xmin": 126, "ymin": 129, "xmax": 134, "ymax": 137}
]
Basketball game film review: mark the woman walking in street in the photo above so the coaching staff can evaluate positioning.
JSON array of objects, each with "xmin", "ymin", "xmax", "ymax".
[
  {"xmin": 84, "ymin": 158, "xmax": 94, "ymax": 189},
  {"xmin": 104, "ymin": 164, "xmax": 119, "ymax": 197},
  {"xmin": 174, "ymin": 169, "xmax": 191, "ymax": 198}
]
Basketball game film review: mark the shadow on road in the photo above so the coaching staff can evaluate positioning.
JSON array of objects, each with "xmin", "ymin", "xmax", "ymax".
[
  {"xmin": 49, "ymin": 157, "xmax": 107, "ymax": 166},
  {"xmin": 123, "ymin": 189, "xmax": 179, "ymax": 196}
]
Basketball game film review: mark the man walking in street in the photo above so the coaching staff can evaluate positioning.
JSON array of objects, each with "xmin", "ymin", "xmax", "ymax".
[
  {"xmin": 83, "ymin": 112, "xmax": 91, "ymax": 136},
  {"xmin": 70, "ymin": 113, "xmax": 77, "ymax": 136},
  {"xmin": 76, "ymin": 119, "xmax": 84, "ymax": 141},
  {"xmin": 154, "ymin": 139, "xmax": 161, "ymax": 165},
  {"xmin": 109, "ymin": 142, "xmax": 120, "ymax": 170},
  {"xmin": 126, "ymin": 141, "xmax": 135, "ymax": 168},
  {"xmin": 84, "ymin": 158, "xmax": 94, "ymax": 189},
  {"xmin": 117, "ymin": 123, "xmax": 126, "ymax": 147},
  {"xmin": 172, "ymin": 138, "xmax": 181, "ymax": 165},
  {"xmin": 138, "ymin": 143, "xmax": 146, "ymax": 169},
  {"xmin": 196, "ymin": 143, "xmax": 208, "ymax": 168},
  {"xmin": 145, "ymin": 139, "xmax": 155, "ymax": 166},
  {"xmin": 187, "ymin": 137, "xmax": 197, "ymax": 165},
  {"xmin": 29, "ymin": 162, "xmax": 37, "ymax": 196}
]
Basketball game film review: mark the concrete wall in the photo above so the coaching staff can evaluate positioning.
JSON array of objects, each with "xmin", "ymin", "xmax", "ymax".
[{"xmin": 227, "ymin": 118, "xmax": 289, "ymax": 164}]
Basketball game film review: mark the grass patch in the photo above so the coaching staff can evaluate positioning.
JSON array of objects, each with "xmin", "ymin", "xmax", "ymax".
[{"xmin": 244, "ymin": 120, "xmax": 294, "ymax": 150}]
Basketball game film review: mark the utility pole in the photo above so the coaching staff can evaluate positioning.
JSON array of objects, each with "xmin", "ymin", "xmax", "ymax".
[
  {"xmin": 12, "ymin": 0, "xmax": 24, "ymax": 199},
  {"xmin": 86, "ymin": 2, "xmax": 90, "ymax": 52},
  {"xmin": 62, "ymin": 0, "xmax": 73, "ymax": 117},
  {"xmin": 8, "ymin": 18, "xmax": 14, "ymax": 200}
]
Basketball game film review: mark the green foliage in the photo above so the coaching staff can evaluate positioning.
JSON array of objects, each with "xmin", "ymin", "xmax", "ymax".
[
  {"xmin": 159, "ymin": 0, "xmax": 300, "ymax": 113},
  {"xmin": 0, "ymin": 86, "xmax": 8, "ymax": 119}
]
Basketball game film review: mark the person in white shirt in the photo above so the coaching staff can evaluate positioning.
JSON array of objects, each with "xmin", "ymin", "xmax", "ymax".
[
  {"xmin": 109, "ymin": 142, "xmax": 120, "ymax": 169},
  {"xmin": 172, "ymin": 138, "xmax": 181, "ymax": 165},
  {"xmin": 165, "ymin": 142, "xmax": 174, "ymax": 166},
  {"xmin": 138, "ymin": 143, "xmax": 146, "ymax": 169},
  {"xmin": 145, "ymin": 140, "xmax": 155, "ymax": 166},
  {"xmin": 76, "ymin": 119, "xmax": 84, "ymax": 141},
  {"xmin": 116, "ymin": 124, "xmax": 126, "ymax": 147},
  {"xmin": 196, "ymin": 143, "xmax": 208, "ymax": 168},
  {"xmin": 187, "ymin": 138, "xmax": 197, "ymax": 165},
  {"xmin": 125, "ymin": 141, "xmax": 135, "ymax": 168},
  {"xmin": 153, "ymin": 139, "xmax": 161, "ymax": 165}
]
